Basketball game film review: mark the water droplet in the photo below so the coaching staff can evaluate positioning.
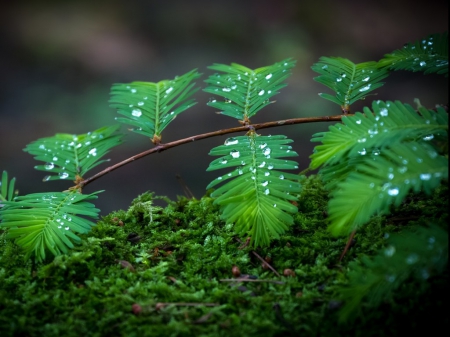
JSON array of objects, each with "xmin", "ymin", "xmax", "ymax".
[
  {"xmin": 419, "ymin": 173, "xmax": 431, "ymax": 181},
  {"xmin": 43, "ymin": 175, "xmax": 51, "ymax": 182},
  {"xmin": 268, "ymin": 165, "xmax": 274, "ymax": 170},
  {"xmin": 224, "ymin": 137, "xmax": 239, "ymax": 146},
  {"xmin": 220, "ymin": 159, "xmax": 228, "ymax": 164},
  {"xmin": 336, "ymin": 77, "xmax": 342, "ymax": 82},
  {"xmin": 273, "ymin": 204, "xmax": 277, "ymax": 207},
  {"xmin": 358, "ymin": 148, "xmax": 367, "ymax": 155},
  {"xmin": 421, "ymin": 269, "xmax": 430, "ymax": 280},
  {"xmin": 385, "ymin": 245, "xmax": 396, "ymax": 257},
  {"xmin": 406, "ymin": 253, "xmax": 419, "ymax": 265},
  {"xmin": 355, "ymin": 119, "xmax": 362, "ymax": 124},
  {"xmin": 89, "ymin": 148, "xmax": 97, "ymax": 156},
  {"xmin": 279, "ymin": 175, "xmax": 285, "ymax": 180},
  {"xmin": 379, "ymin": 108, "xmax": 388, "ymax": 116},
  {"xmin": 385, "ymin": 274, "xmax": 396, "ymax": 283},
  {"xmin": 258, "ymin": 90, "xmax": 265, "ymax": 96},
  {"xmin": 217, "ymin": 176, "xmax": 222, "ymax": 180},
  {"xmin": 263, "ymin": 148, "xmax": 271, "ymax": 156},
  {"xmin": 258, "ymin": 162, "xmax": 266, "ymax": 168},
  {"xmin": 423, "ymin": 134, "xmax": 434, "ymax": 141},
  {"xmin": 264, "ymin": 171, "xmax": 270, "ymax": 177},
  {"xmin": 238, "ymin": 169, "xmax": 243, "ymax": 175},
  {"xmin": 419, "ymin": 61, "xmax": 426, "ymax": 66},
  {"xmin": 388, "ymin": 187, "xmax": 399, "ymax": 196},
  {"xmin": 261, "ymin": 181, "xmax": 269, "ymax": 187},
  {"xmin": 222, "ymin": 88, "xmax": 231, "ymax": 92},
  {"xmin": 388, "ymin": 173, "xmax": 394, "ymax": 180},
  {"xmin": 45, "ymin": 162, "xmax": 55, "ymax": 170},
  {"xmin": 359, "ymin": 84, "xmax": 371, "ymax": 92},
  {"xmin": 264, "ymin": 189, "xmax": 270, "ymax": 195},
  {"xmin": 132, "ymin": 109, "xmax": 142, "ymax": 117},
  {"xmin": 357, "ymin": 138, "xmax": 367, "ymax": 143},
  {"xmin": 230, "ymin": 150, "xmax": 240, "ymax": 158},
  {"xmin": 59, "ymin": 172, "xmax": 69, "ymax": 179},
  {"xmin": 138, "ymin": 102, "xmax": 144, "ymax": 106},
  {"xmin": 165, "ymin": 87, "xmax": 173, "ymax": 94},
  {"xmin": 362, "ymin": 76, "xmax": 370, "ymax": 82},
  {"xmin": 259, "ymin": 143, "xmax": 267, "ymax": 149},
  {"xmin": 369, "ymin": 183, "xmax": 375, "ymax": 188},
  {"xmin": 321, "ymin": 65, "xmax": 328, "ymax": 69},
  {"xmin": 265, "ymin": 73, "xmax": 272, "ymax": 80},
  {"xmin": 372, "ymin": 149, "xmax": 380, "ymax": 156},
  {"xmin": 39, "ymin": 144, "xmax": 45, "ymax": 150},
  {"xmin": 130, "ymin": 88, "xmax": 137, "ymax": 93}
]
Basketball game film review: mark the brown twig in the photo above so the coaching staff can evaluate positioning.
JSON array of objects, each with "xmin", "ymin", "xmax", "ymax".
[
  {"xmin": 339, "ymin": 230, "xmax": 356, "ymax": 262},
  {"xmin": 251, "ymin": 251, "xmax": 281, "ymax": 277},
  {"xmin": 220, "ymin": 278, "xmax": 285, "ymax": 285},
  {"xmin": 156, "ymin": 302, "xmax": 219, "ymax": 308},
  {"xmin": 78, "ymin": 115, "xmax": 348, "ymax": 188}
]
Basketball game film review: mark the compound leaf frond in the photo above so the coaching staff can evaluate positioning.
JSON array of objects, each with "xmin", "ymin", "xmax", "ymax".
[
  {"xmin": 311, "ymin": 57, "xmax": 389, "ymax": 111},
  {"xmin": 310, "ymin": 100, "xmax": 448, "ymax": 170},
  {"xmin": 24, "ymin": 125, "xmax": 123, "ymax": 182},
  {"xmin": 327, "ymin": 142, "xmax": 448, "ymax": 236},
  {"xmin": 0, "ymin": 190, "xmax": 102, "ymax": 261},
  {"xmin": 206, "ymin": 133, "xmax": 301, "ymax": 247},
  {"xmin": 110, "ymin": 69, "xmax": 202, "ymax": 143},
  {"xmin": 1, "ymin": 171, "xmax": 17, "ymax": 202},
  {"xmin": 204, "ymin": 59, "xmax": 296, "ymax": 123},
  {"xmin": 378, "ymin": 32, "xmax": 448, "ymax": 77}
]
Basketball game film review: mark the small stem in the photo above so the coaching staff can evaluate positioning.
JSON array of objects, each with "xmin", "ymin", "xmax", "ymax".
[
  {"xmin": 251, "ymin": 250, "xmax": 281, "ymax": 277},
  {"xmin": 220, "ymin": 279, "xmax": 285, "ymax": 284},
  {"xmin": 339, "ymin": 230, "xmax": 356, "ymax": 262},
  {"xmin": 80, "ymin": 114, "xmax": 348, "ymax": 188}
]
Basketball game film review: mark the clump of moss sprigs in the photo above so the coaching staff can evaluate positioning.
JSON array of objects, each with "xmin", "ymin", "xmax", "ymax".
[{"xmin": 0, "ymin": 175, "xmax": 447, "ymax": 337}]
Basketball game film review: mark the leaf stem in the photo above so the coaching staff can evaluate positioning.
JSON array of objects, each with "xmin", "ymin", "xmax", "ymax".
[{"xmin": 79, "ymin": 114, "xmax": 349, "ymax": 188}]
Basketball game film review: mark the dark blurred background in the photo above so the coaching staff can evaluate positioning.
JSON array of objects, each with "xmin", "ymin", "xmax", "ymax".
[{"xmin": 0, "ymin": 0, "xmax": 448, "ymax": 215}]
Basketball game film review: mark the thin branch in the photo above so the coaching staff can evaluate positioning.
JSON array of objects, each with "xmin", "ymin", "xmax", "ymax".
[
  {"xmin": 220, "ymin": 278, "xmax": 285, "ymax": 284},
  {"xmin": 79, "ymin": 115, "xmax": 347, "ymax": 188},
  {"xmin": 251, "ymin": 251, "xmax": 281, "ymax": 277}
]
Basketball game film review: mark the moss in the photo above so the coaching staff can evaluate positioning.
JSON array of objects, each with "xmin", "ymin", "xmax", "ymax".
[{"xmin": 0, "ymin": 175, "xmax": 448, "ymax": 336}]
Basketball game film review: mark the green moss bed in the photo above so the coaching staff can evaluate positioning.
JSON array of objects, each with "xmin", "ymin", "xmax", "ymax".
[{"xmin": 0, "ymin": 176, "xmax": 448, "ymax": 336}]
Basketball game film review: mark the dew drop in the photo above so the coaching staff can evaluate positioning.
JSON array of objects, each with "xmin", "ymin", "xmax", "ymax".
[
  {"xmin": 220, "ymin": 159, "xmax": 228, "ymax": 164},
  {"xmin": 89, "ymin": 148, "xmax": 97, "ymax": 156},
  {"xmin": 423, "ymin": 134, "xmax": 434, "ymax": 141},
  {"xmin": 406, "ymin": 253, "xmax": 419, "ymax": 264},
  {"xmin": 259, "ymin": 143, "xmax": 267, "ymax": 149},
  {"xmin": 362, "ymin": 76, "xmax": 370, "ymax": 82},
  {"xmin": 59, "ymin": 172, "xmax": 69, "ymax": 179},
  {"xmin": 263, "ymin": 148, "xmax": 271, "ymax": 156},
  {"xmin": 265, "ymin": 73, "xmax": 272, "ymax": 80},
  {"xmin": 420, "ymin": 173, "xmax": 431, "ymax": 181},
  {"xmin": 258, "ymin": 90, "xmax": 265, "ymax": 96},
  {"xmin": 222, "ymin": 88, "xmax": 231, "ymax": 92},
  {"xmin": 258, "ymin": 161, "xmax": 266, "ymax": 168},
  {"xmin": 357, "ymin": 138, "xmax": 367, "ymax": 143},
  {"xmin": 224, "ymin": 137, "xmax": 239, "ymax": 146},
  {"xmin": 356, "ymin": 119, "xmax": 362, "ymax": 124},
  {"xmin": 230, "ymin": 150, "xmax": 240, "ymax": 158},
  {"xmin": 385, "ymin": 245, "xmax": 396, "ymax": 257},
  {"xmin": 268, "ymin": 165, "xmax": 274, "ymax": 170},
  {"xmin": 165, "ymin": 87, "xmax": 173, "ymax": 94},
  {"xmin": 138, "ymin": 101, "xmax": 144, "ymax": 106},
  {"xmin": 261, "ymin": 181, "xmax": 269, "ymax": 187},
  {"xmin": 45, "ymin": 162, "xmax": 55, "ymax": 170},
  {"xmin": 238, "ymin": 169, "xmax": 243, "ymax": 175},
  {"xmin": 264, "ymin": 171, "xmax": 270, "ymax": 176},
  {"xmin": 387, "ymin": 187, "xmax": 399, "ymax": 196},
  {"xmin": 65, "ymin": 226, "xmax": 70, "ymax": 230},
  {"xmin": 358, "ymin": 148, "xmax": 367, "ymax": 155},
  {"xmin": 264, "ymin": 189, "xmax": 270, "ymax": 195},
  {"xmin": 419, "ymin": 61, "xmax": 426, "ymax": 67},
  {"xmin": 279, "ymin": 175, "xmax": 284, "ymax": 180},
  {"xmin": 130, "ymin": 88, "xmax": 137, "ymax": 93},
  {"xmin": 359, "ymin": 84, "xmax": 371, "ymax": 92},
  {"xmin": 132, "ymin": 109, "xmax": 142, "ymax": 117},
  {"xmin": 379, "ymin": 108, "xmax": 388, "ymax": 116}
]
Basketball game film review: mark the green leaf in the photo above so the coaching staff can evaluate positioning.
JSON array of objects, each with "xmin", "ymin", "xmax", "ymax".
[
  {"xmin": 327, "ymin": 142, "xmax": 448, "ymax": 236},
  {"xmin": 204, "ymin": 59, "xmax": 296, "ymax": 123},
  {"xmin": 0, "ymin": 171, "xmax": 17, "ymax": 202},
  {"xmin": 23, "ymin": 125, "xmax": 123, "ymax": 182},
  {"xmin": 378, "ymin": 32, "xmax": 448, "ymax": 77},
  {"xmin": 206, "ymin": 133, "xmax": 301, "ymax": 247},
  {"xmin": 310, "ymin": 101, "xmax": 448, "ymax": 170},
  {"xmin": 109, "ymin": 69, "xmax": 201, "ymax": 143},
  {"xmin": 311, "ymin": 57, "xmax": 389, "ymax": 111},
  {"xmin": 0, "ymin": 190, "xmax": 102, "ymax": 261},
  {"xmin": 338, "ymin": 224, "xmax": 448, "ymax": 322}
]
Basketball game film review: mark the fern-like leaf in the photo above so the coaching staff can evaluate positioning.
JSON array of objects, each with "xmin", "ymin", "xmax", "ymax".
[
  {"xmin": 327, "ymin": 142, "xmax": 448, "ymax": 235},
  {"xmin": 0, "ymin": 171, "xmax": 17, "ymax": 203},
  {"xmin": 204, "ymin": 59, "xmax": 295, "ymax": 124},
  {"xmin": 310, "ymin": 101, "xmax": 448, "ymax": 170},
  {"xmin": 338, "ymin": 224, "xmax": 448, "ymax": 322},
  {"xmin": 24, "ymin": 125, "xmax": 123, "ymax": 182},
  {"xmin": 110, "ymin": 69, "xmax": 201, "ymax": 143},
  {"xmin": 378, "ymin": 32, "xmax": 448, "ymax": 77},
  {"xmin": 311, "ymin": 57, "xmax": 389, "ymax": 112},
  {"xmin": 0, "ymin": 190, "xmax": 102, "ymax": 261},
  {"xmin": 206, "ymin": 132, "xmax": 301, "ymax": 247}
]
